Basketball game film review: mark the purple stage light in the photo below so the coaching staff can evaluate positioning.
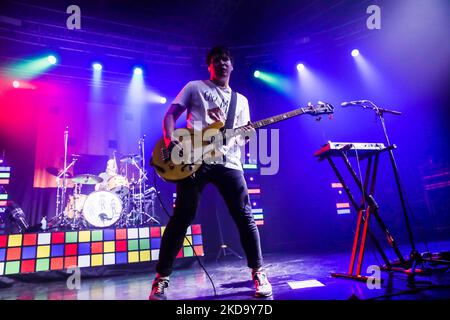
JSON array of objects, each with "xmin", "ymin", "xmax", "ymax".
[
  {"xmin": 133, "ymin": 67, "xmax": 143, "ymax": 76},
  {"xmin": 351, "ymin": 49, "xmax": 360, "ymax": 57},
  {"xmin": 297, "ymin": 63, "xmax": 305, "ymax": 71}
]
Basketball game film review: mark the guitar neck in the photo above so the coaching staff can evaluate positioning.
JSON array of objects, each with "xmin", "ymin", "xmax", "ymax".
[
  {"xmin": 250, "ymin": 108, "xmax": 306, "ymax": 129},
  {"xmin": 229, "ymin": 108, "xmax": 306, "ymax": 137}
]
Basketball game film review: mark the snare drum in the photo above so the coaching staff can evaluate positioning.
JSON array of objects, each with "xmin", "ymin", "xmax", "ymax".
[
  {"xmin": 64, "ymin": 194, "xmax": 87, "ymax": 219},
  {"xmin": 107, "ymin": 175, "xmax": 130, "ymax": 197},
  {"xmin": 83, "ymin": 191, "xmax": 123, "ymax": 227}
]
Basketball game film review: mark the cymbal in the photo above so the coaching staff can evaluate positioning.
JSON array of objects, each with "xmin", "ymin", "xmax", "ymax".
[
  {"xmin": 120, "ymin": 154, "xmax": 142, "ymax": 164},
  {"xmin": 46, "ymin": 167, "xmax": 72, "ymax": 178},
  {"xmin": 72, "ymin": 174, "xmax": 103, "ymax": 185}
]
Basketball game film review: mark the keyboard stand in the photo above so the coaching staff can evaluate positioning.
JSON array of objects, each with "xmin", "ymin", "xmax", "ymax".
[{"xmin": 316, "ymin": 144, "xmax": 407, "ymax": 281}]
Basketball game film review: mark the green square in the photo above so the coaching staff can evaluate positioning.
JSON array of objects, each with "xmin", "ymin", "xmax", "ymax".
[
  {"xmin": 5, "ymin": 261, "xmax": 20, "ymax": 275},
  {"xmin": 128, "ymin": 240, "xmax": 139, "ymax": 251},
  {"xmin": 65, "ymin": 232, "xmax": 78, "ymax": 243},
  {"xmin": 36, "ymin": 258, "xmax": 50, "ymax": 272},
  {"xmin": 183, "ymin": 246, "xmax": 193, "ymax": 257},
  {"xmin": 139, "ymin": 239, "xmax": 150, "ymax": 250},
  {"xmin": 91, "ymin": 230, "xmax": 103, "ymax": 242}
]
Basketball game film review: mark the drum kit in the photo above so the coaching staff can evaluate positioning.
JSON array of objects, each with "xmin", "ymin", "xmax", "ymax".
[{"xmin": 48, "ymin": 129, "xmax": 159, "ymax": 230}]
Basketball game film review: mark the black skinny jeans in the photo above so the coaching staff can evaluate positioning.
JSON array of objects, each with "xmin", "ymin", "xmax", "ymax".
[{"xmin": 156, "ymin": 164, "xmax": 263, "ymax": 277}]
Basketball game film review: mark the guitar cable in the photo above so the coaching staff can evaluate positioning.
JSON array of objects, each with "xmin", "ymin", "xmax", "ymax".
[{"xmin": 152, "ymin": 168, "xmax": 218, "ymax": 297}]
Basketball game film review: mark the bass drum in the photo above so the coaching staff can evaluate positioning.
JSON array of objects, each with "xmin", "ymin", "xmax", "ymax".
[{"xmin": 83, "ymin": 191, "xmax": 123, "ymax": 227}]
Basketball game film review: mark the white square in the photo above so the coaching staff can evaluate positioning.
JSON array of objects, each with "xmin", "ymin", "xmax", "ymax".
[
  {"xmin": 138, "ymin": 227, "xmax": 149, "ymax": 238},
  {"xmin": 0, "ymin": 262, "xmax": 4, "ymax": 276},
  {"xmin": 127, "ymin": 228, "xmax": 138, "ymax": 239},
  {"xmin": 103, "ymin": 253, "xmax": 115, "ymax": 265},
  {"xmin": 38, "ymin": 233, "xmax": 51, "ymax": 245},
  {"xmin": 151, "ymin": 249, "xmax": 160, "ymax": 261},
  {"xmin": 186, "ymin": 226, "xmax": 192, "ymax": 235},
  {"xmin": 288, "ymin": 279, "xmax": 325, "ymax": 289},
  {"xmin": 78, "ymin": 255, "xmax": 90, "ymax": 268}
]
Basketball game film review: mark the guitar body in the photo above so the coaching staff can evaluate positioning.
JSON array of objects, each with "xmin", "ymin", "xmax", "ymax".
[{"xmin": 150, "ymin": 121, "xmax": 225, "ymax": 182}]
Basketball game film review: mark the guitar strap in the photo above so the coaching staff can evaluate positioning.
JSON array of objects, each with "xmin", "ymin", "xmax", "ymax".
[{"xmin": 224, "ymin": 91, "xmax": 237, "ymax": 129}]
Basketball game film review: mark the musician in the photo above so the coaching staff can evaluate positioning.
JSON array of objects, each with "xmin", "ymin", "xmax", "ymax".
[
  {"xmin": 149, "ymin": 46, "xmax": 272, "ymax": 299},
  {"xmin": 95, "ymin": 159, "xmax": 118, "ymax": 191}
]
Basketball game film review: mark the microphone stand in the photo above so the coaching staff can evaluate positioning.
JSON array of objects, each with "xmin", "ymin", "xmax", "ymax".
[{"xmin": 349, "ymin": 101, "xmax": 422, "ymax": 276}]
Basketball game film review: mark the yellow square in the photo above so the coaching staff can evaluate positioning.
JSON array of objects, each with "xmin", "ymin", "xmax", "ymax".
[
  {"xmin": 140, "ymin": 250, "xmax": 151, "ymax": 262},
  {"xmin": 8, "ymin": 234, "xmax": 22, "ymax": 247},
  {"xmin": 91, "ymin": 254, "xmax": 103, "ymax": 266},
  {"xmin": 78, "ymin": 231, "xmax": 91, "ymax": 242},
  {"xmin": 103, "ymin": 241, "xmax": 115, "ymax": 253},
  {"xmin": 37, "ymin": 245, "xmax": 50, "ymax": 258},
  {"xmin": 183, "ymin": 236, "xmax": 192, "ymax": 246},
  {"xmin": 128, "ymin": 251, "xmax": 139, "ymax": 263},
  {"xmin": 160, "ymin": 226, "xmax": 166, "ymax": 235}
]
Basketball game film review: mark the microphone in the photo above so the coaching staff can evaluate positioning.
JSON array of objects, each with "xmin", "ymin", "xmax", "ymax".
[{"xmin": 341, "ymin": 100, "xmax": 367, "ymax": 107}]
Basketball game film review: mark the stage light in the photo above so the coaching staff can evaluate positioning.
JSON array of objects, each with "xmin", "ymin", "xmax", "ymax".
[
  {"xmin": 12, "ymin": 80, "xmax": 20, "ymax": 88},
  {"xmin": 160, "ymin": 97, "xmax": 167, "ymax": 104},
  {"xmin": 133, "ymin": 67, "xmax": 143, "ymax": 76},
  {"xmin": 253, "ymin": 70, "xmax": 261, "ymax": 78},
  {"xmin": 351, "ymin": 49, "xmax": 360, "ymax": 57},
  {"xmin": 92, "ymin": 63, "xmax": 102, "ymax": 71},
  {"xmin": 297, "ymin": 63, "xmax": 305, "ymax": 71},
  {"xmin": 47, "ymin": 55, "xmax": 57, "ymax": 65}
]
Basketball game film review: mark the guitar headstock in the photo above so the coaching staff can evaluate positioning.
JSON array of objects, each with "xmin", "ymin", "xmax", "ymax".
[{"xmin": 303, "ymin": 101, "xmax": 334, "ymax": 117}]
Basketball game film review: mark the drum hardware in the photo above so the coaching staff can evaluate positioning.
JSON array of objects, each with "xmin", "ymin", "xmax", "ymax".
[{"xmin": 72, "ymin": 174, "xmax": 104, "ymax": 185}]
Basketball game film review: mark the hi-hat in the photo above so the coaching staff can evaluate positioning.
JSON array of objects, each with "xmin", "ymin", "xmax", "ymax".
[
  {"xmin": 120, "ymin": 154, "xmax": 142, "ymax": 164},
  {"xmin": 72, "ymin": 174, "xmax": 103, "ymax": 185},
  {"xmin": 46, "ymin": 167, "xmax": 72, "ymax": 178}
]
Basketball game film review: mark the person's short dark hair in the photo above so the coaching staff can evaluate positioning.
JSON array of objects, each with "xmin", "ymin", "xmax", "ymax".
[{"xmin": 206, "ymin": 46, "xmax": 233, "ymax": 66}]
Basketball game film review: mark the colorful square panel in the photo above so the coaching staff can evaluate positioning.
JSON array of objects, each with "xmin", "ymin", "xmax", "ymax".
[
  {"xmin": 23, "ymin": 234, "xmax": 37, "ymax": 246},
  {"xmin": 150, "ymin": 227, "xmax": 160, "ymax": 238},
  {"xmin": 37, "ymin": 233, "xmax": 51, "ymax": 245},
  {"xmin": 103, "ymin": 229, "xmax": 115, "ymax": 241},
  {"xmin": 50, "ymin": 257, "xmax": 64, "ymax": 270},
  {"xmin": 8, "ymin": 234, "xmax": 22, "ymax": 247},
  {"xmin": 22, "ymin": 246, "xmax": 37, "ymax": 259},
  {"xmin": 51, "ymin": 244, "xmax": 64, "ymax": 257},
  {"xmin": 21, "ymin": 260, "xmax": 36, "ymax": 273},
  {"xmin": 51, "ymin": 232, "xmax": 65, "ymax": 244},
  {"xmin": 7, "ymin": 247, "xmax": 21, "ymax": 260}
]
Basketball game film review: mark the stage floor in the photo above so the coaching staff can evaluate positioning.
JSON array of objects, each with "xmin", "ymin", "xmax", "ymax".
[{"xmin": 1, "ymin": 240, "xmax": 449, "ymax": 300}]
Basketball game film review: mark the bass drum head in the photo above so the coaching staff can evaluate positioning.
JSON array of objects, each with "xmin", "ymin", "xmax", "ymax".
[{"xmin": 83, "ymin": 191, "xmax": 122, "ymax": 227}]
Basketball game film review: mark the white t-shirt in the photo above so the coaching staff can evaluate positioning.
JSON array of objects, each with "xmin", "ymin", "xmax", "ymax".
[{"xmin": 172, "ymin": 80, "xmax": 251, "ymax": 171}]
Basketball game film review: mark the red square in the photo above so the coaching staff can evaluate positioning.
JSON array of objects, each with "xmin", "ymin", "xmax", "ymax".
[
  {"xmin": 23, "ymin": 234, "xmax": 37, "ymax": 246},
  {"xmin": 115, "ymin": 240, "xmax": 127, "ymax": 252},
  {"xmin": 51, "ymin": 257, "xmax": 64, "ymax": 270},
  {"xmin": 52, "ymin": 232, "xmax": 65, "ymax": 244},
  {"xmin": 65, "ymin": 244, "xmax": 78, "ymax": 256},
  {"xmin": 64, "ymin": 256, "xmax": 77, "ymax": 268},
  {"xmin": 194, "ymin": 245, "xmax": 204, "ymax": 256},
  {"xmin": 91, "ymin": 242, "xmax": 103, "ymax": 254},
  {"xmin": 191, "ymin": 224, "xmax": 202, "ymax": 235},
  {"xmin": 115, "ymin": 229, "xmax": 127, "ymax": 240},
  {"xmin": 150, "ymin": 227, "xmax": 161, "ymax": 238},
  {"xmin": 21, "ymin": 260, "xmax": 36, "ymax": 273},
  {"xmin": 176, "ymin": 249, "xmax": 183, "ymax": 258},
  {"xmin": 7, "ymin": 247, "xmax": 22, "ymax": 261},
  {"xmin": 0, "ymin": 235, "xmax": 6, "ymax": 247}
]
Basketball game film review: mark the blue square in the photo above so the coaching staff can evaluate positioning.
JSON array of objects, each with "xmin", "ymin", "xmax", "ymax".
[
  {"xmin": 51, "ymin": 244, "xmax": 64, "ymax": 257},
  {"xmin": 116, "ymin": 252, "xmax": 127, "ymax": 264},
  {"xmin": 22, "ymin": 246, "xmax": 37, "ymax": 259},
  {"xmin": 78, "ymin": 243, "xmax": 91, "ymax": 255},
  {"xmin": 150, "ymin": 238, "xmax": 161, "ymax": 249},
  {"xmin": 192, "ymin": 235, "xmax": 203, "ymax": 245},
  {"xmin": 103, "ymin": 229, "xmax": 115, "ymax": 241},
  {"xmin": 0, "ymin": 248, "xmax": 5, "ymax": 262}
]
